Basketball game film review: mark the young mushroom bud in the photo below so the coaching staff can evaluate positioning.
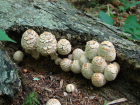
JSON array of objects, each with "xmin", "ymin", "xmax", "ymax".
[
  {"xmin": 104, "ymin": 63, "xmax": 118, "ymax": 81},
  {"xmin": 54, "ymin": 57, "xmax": 62, "ymax": 65},
  {"xmin": 72, "ymin": 48, "xmax": 84, "ymax": 60},
  {"xmin": 60, "ymin": 58, "xmax": 72, "ymax": 72},
  {"xmin": 13, "ymin": 50, "xmax": 24, "ymax": 62},
  {"xmin": 98, "ymin": 41, "xmax": 116, "ymax": 62},
  {"xmin": 37, "ymin": 32, "xmax": 57, "ymax": 59},
  {"xmin": 91, "ymin": 73, "xmax": 106, "ymax": 87},
  {"xmin": 68, "ymin": 54, "xmax": 73, "ymax": 60},
  {"xmin": 57, "ymin": 39, "xmax": 71, "ymax": 55},
  {"xmin": 70, "ymin": 60, "xmax": 81, "ymax": 74},
  {"xmin": 78, "ymin": 54, "xmax": 90, "ymax": 67},
  {"xmin": 81, "ymin": 63, "xmax": 94, "ymax": 79},
  {"xmin": 46, "ymin": 98, "xmax": 61, "ymax": 105},
  {"xmin": 21, "ymin": 29, "xmax": 39, "ymax": 59},
  {"xmin": 92, "ymin": 56, "xmax": 107, "ymax": 73},
  {"xmin": 85, "ymin": 40, "xmax": 99, "ymax": 60},
  {"xmin": 66, "ymin": 84, "xmax": 75, "ymax": 92}
]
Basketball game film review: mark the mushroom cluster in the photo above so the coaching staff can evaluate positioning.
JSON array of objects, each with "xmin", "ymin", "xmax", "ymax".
[{"xmin": 19, "ymin": 29, "xmax": 120, "ymax": 88}]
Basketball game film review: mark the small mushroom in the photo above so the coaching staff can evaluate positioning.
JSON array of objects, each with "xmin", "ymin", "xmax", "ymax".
[
  {"xmin": 21, "ymin": 29, "xmax": 39, "ymax": 59},
  {"xmin": 68, "ymin": 54, "xmax": 73, "ymax": 60},
  {"xmin": 57, "ymin": 39, "xmax": 71, "ymax": 55},
  {"xmin": 98, "ymin": 41, "xmax": 116, "ymax": 62},
  {"xmin": 66, "ymin": 84, "xmax": 75, "ymax": 92},
  {"xmin": 91, "ymin": 73, "xmax": 106, "ymax": 87},
  {"xmin": 13, "ymin": 50, "xmax": 24, "ymax": 62},
  {"xmin": 92, "ymin": 56, "xmax": 107, "ymax": 73},
  {"xmin": 60, "ymin": 58, "xmax": 72, "ymax": 72},
  {"xmin": 37, "ymin": 32, "xmax": 57, "ymax": 60},
  {"xmin": 81, "ymin": 63, "xmax": 94, "ymax": 79},
  {"xmin": 70, "ymin": 60, "xmax": 81, "ymax": 74},
  {"xmin": 78, "ymin": 54, "xmax": 90, "ymax": 67},
  {"xmin": 104, "ymin": 63, "xmax": 118, "ymax": 81},
  {"xmin": 112, "ymin": 62, "xmax": 120, "ymax": 72},
  {"xmin": 72, "ymin": 48, "xmax": 84, "ymax": 60},
  {"xmin": 54, "ymin": 57, "xmax": 62, "ymax": 65},
  {"xmin": 85, "ymin": 40, "xmax": 99, "ymax": 60},
  {"xmin": 46, "ymin": 98, "xmax": 61, "ymax": 105}
]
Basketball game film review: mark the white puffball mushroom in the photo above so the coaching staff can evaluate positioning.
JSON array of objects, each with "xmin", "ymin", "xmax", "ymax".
[
  {"xmin": 54, "ymin": 57, "xmax": 62, "ymax": 65},
  {"xmin": 81, "ymin": 63, "xmax": 94, "ymax": 79},
  {"xmin": 68, "ymin": 54, "xmax": 73, "ymax": 60},
  {"xmin": 57, "ymin": 39, "xmax": 71, "ymax": 55},
  {"xmin": 37, "ymin": 32, "xmax": 57, "ymax": 59},
  {"xmin": 66, "ymin": 84, "xmax": 75, "ymax": 92},
  {"xmin": 85, "ymin": 40, "xmax": 99, "ymax": 59},
  {"xmin": 21, "ymin": 29, "xmax": 39, "ymax": 59},
  {"xmin": 104, "ymin": 63, "xmax": 118, "ymax": 81},
  {"xmin": 91, "ymin": 73, "xmax": 106, "ymax": 87},
  {"xmin": 98, "ymin": 41, "xmax": 116, "ymax": 62},
  {"xmin": 92, "ymin": 56, "xmax": 107, "ymax": 73},
  {"xmin": 13, "ymin": 50, "xmax": 24, "ymax": 62},
  {"xmin": 46, "ymin": 98, "xmax": 61, "ymax": 105},
  {"xmin": 78, "ymin": 54, "xmax": 90, "ymax": 67},
  {"xmin": 112, "ymin": 62, "xmax": 120, "ymax": 72},
  {"xmin": 60, "ymin": 58, "xmax": 72, "ymax": 72},
  {"xmin": 70, "ymin": 60, "xmax": 81, "ymax": 74},
  {"xmin": 72, "ymin": 48, "xmax": 84, "ymax": 60}
]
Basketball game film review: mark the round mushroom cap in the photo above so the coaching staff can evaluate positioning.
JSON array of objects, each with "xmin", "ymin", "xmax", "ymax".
[
  {"xmin": 66, "ymin": 84, "xmax": 75, "ymax": 92},
  {"xmin": 92, "ymin": 56, "xmax": 107, "ymax": 73},
  {"xmin": 104, "ymin": 64, "xmax": 118, "ymax": 81},
  {"xmin": 57, "ymin": 39, "xmax": 71, "ymax": 55},
  {"xmin": 85, "ymin": 40, "xmax": 99, "ymax": 59},
  {"xmin": 54, "ymin": 57, "xmax": 62, "ymax": 65},
  {"xmin": 60, "ymin": 58, "xmax": 72, "ymax": 72},
  {"xmin": 37, "ymin": 32, "xmax": 57, "ymax": 56},
  {"xmin": 46, "ymin": 98, "xmax": 61, "ymax": 105},
  {"xmin": 13, "ymin": 50, "xmax": 24, "ymax": 62},
  {"xmin": 91, "ymin": 73, "xmax": 106, "ymax": 87},
  {"xmin": 81, "ymin": 63, "xmax": 94, "ymax": 79},
  {"xmin": 70, "ymin": 60, "xmax": 81, "ymax": 74},
  {"xmin": 98, "ymin": 41, "xmax": 116, "ymax": 62},
  {"xmin": 78, "ymin": 54, "xmax": 90, "ymax": 67},
  {"xmin": 21, "ymin": 29, "xmax": 39, "ymax": 50},
  {"xmin": 72, "ymin": 48, "xmax": 84, "ymax": 60},
  {"xmin": 112, "ymin": 62, "xmax": 120, "ymax": 72}
]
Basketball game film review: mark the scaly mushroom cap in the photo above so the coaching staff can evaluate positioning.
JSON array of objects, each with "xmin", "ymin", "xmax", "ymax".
[
  {"xmin": 78, "ymin": 54, "xmax": 90, "ymax": 67},
  {"xmin": 112, "ymin": 62, "xmax": 120, "ymax": 72},
  {"xmin": 72, "ymin": 48, "xmax": 84, "ymax": 60},
  {"xmin": 60, "ymin": 58, "xmax": 72, "ymax": 72},
  {"xmin": 13, "ymin": 50, "xmax": 24, "ymax": 62},
  {"xmin": 37, "ymin": 32, "xmax": 57, "ymax": 56},
  {"xmin": 21, "ymin": 29, "xmax": 39, "ymax": 50},
  {"xmin": 70, "ymin": 60, "xmax": 81, "ymax": 74},
  {"xmin": 66, "ymin": 84, "xmax": 75, "ymax": 92},
  {"xmin": 46, "ymin": 99, "xmax": 61, "ymax": 105},
  {"xmin": 91, "ymin": 73, "xmax": 106, "ymax": 87},
  {"xmin": 57, "ymin": 39, "xmax": 71, "ymax": 55},
  {"xmin": 92, "ymin": 56, "xmax": 107, "ymax": 73},
  {"xmin": 81, "ymin": 63, "xmax": 94, "ymax": 79},
  {"xmin": 104, "ymin": 63, "xmax": 118, "ymax": 81},
  {"xmin": 98, "ymin": 41, "xmax": 116, "ymax": 62},
  {"xmin": 85, "ymin": 40, "xmax": 99, "ymax": 59}
]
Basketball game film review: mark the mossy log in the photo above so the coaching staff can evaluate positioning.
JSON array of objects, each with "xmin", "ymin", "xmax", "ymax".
[{"xmin": 0, "ymin": 0, "xmax": 140, "ymax": 104}]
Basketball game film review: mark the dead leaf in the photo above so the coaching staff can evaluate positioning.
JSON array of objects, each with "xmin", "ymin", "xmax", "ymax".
[{"xmin": 59, "ymin": 79, "xmax": 63, "ymax": 89}]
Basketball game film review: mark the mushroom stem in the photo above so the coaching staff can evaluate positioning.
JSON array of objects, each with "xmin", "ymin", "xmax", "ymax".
[
  {"xmin": 25, "ymin": 49, "xmax": 32, "ymax": 55},
  {"xmin": 50, "ymin": 52, "xmax": 58, "ymax": 60},
  {"xmin": 31, "ymin": 49, "xmax": 40, "ymax": 60}
]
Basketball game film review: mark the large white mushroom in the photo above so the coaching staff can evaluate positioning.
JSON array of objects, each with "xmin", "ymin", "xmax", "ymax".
[
  {"xmin": 91, "ymin": 73, "xmax": 106, "ymax": 87},
  {"xmin": 57, "ymin": 39, "xmax": 71, "ymax": 55},
  {"xmin": 72, "ymin": 48, "xmax": 84, "ymax": 60},
  {"xmin": 37, "ymin": 32, "xmax": 57, "ymax": 60},
  {"xmin": 92, "ymin": 56, "xmax": 107, "ymax": 73},
  {"xmin": 85, "ymin": 40, "xmax": 99, "ymax": 60},
  {"xmin": 104, "ymin": 63, "xmax": 119, "ymax": 81},
  {"xmin": 13, "ymin": 50, "xmax": 24, "ymax": 62},
  {"xmin": 81, "ymin": 63, "xmax": 94, "ymax": 79},
  {"xmin": 46, "ymin": 99, "xmax": 61, "ymax": 105},
  {"xmin": 60, "ymin": 58, "xmax": 72, "ymax": 72},
  {"xmin": 98, "ymin": 41, "xmax": 116, "ymax": 62},
  {"xmin": 70, "ymin": 60, "xmax": 81, "ymax": 74},
  {"xmin": 21, "ymin": 29, "xmax": 39, "ymax": 59}
]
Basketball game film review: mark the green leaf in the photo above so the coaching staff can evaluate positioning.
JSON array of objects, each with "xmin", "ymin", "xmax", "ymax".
[
  {"xmin": 139, "ymin": 14, "xmax": 140, "ymax": 22},
  {"xmin": 124, "ymin": 1, "xmax": 140, "ymax": 11},
  {"xmin": 104, "ymin": 100, "xmax": 107, "ymax": 105},
  {"xmin": 0, "ymin": 29, "xmax": 16, "ymax": 43},
  {"xmin": 98, "ymin": 11, "xmax": 113, "ymax": 25},
  {"xmin": 33, "ymin": 77, "xmax": 40, "ymax": 81},
  {"xmin": 118, "ymin": 6, "xmax": 125, "ymax": 12},
  {"xmin": 134, "ymin": 30, "xmax": 140, "ymax": 36}
]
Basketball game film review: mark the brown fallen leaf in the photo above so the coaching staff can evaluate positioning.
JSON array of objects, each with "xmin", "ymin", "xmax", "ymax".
[
  {"xmin": 59, "ymin": 79, "xmax": 63, "ymax": 89},
  {"xmin": 107, "ymin": 98, "xmax": 127, "ymax": 105}
]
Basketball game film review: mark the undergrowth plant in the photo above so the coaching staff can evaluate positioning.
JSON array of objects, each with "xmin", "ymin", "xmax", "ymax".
[{"xmin": 22, "ymin": 90, "xmax": 40, "ymax": 105}]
